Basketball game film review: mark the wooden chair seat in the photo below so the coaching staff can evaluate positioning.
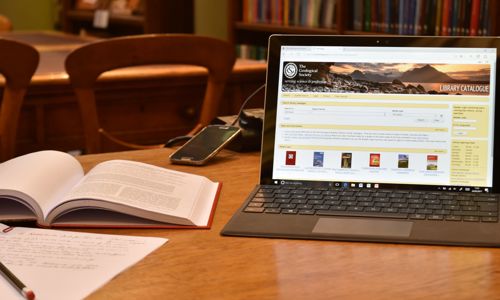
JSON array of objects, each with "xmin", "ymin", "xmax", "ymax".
[
  {"xmin": 65, "ymin": 34, "xmax": 236, "ymax": 154},
  {"xmin": 0, "ymin": 39, "xmax": 39, "ymax": 161}
]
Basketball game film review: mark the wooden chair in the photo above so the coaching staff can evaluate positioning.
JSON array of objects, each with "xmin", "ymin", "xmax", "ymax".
[
  {"xmin": 65, "ymin": 34, "xmax": 236, "ymax": 154},
  {"xmin": 0, "ymin": 39, "xmax": 39, "ymax": 161}
]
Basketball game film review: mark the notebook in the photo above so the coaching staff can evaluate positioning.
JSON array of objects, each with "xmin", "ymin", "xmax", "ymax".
[{"xmin": 222, "ymin": 35, "xmax": 500, "ymax": 247}]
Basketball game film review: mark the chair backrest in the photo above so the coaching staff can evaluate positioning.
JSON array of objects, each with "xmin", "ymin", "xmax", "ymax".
[
  {"xmin": 65, "ymin": 34, "xmax": 236, "ymax": 154},
  {"xmin": 0, "ymin": 39, "xmax": 39, "ymax": 161}
]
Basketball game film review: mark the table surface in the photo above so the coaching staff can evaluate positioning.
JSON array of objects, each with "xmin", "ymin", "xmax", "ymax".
[
  {"xmin": 0, "ymin": 31, "xmax": 267, "ymax": 85},
  {"xmin": 74, "ymin": 148, "xmax": 500, "ymax": 300}
]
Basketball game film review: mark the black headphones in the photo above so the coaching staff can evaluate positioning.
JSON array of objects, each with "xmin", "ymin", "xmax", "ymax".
[{"xmin": 227, "ymin": 84, "xmax": 266, "ymax": 152}]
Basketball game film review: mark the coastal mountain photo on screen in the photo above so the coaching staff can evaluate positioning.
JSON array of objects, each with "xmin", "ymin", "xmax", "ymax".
[{"xmin": 281, "ymin": 62, "xmax": 490, "ymax": 96}]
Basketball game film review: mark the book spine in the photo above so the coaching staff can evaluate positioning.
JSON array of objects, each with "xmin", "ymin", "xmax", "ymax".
[
  {"xmin": 379, "ymin": 0, "xmax": 385, "ymax": 32},
  {"xmin": 364, "ymin": 0, "xmax": 371, "ymax": 31},
  {"xmin": 256, "ymin": 0, "xmax": 261, "ymax": 22},
  {"xmin": 451, "ymin": 0, "xmax": 459, "ymax": 35},
  {"xmin": 267, "ymin": 0, "xmax": 272, "ymax": 23},
  {"xmin": 273, "ymin": 0, "xmax": 278, "ymax": 24},
  {"xmin": 429, "ymin": 0, "xmax": 437, "ymax": 35},
  {"xmin": 441, "ymin": 0, "xmax": 450, "ymax": 35},
  {"xmin": 398, "ymin": 0, "xmax": 405, "ymax": 34},
  {"xmin": 254, "ymin": 0, "xmax": 260, "ymax": 22},
  {"xmin": 422, "ymin": 0, "xmax": 429, "ymax": 34},
  {"xmin": 300, "ymin": 0, "xmax": 308, "ymax": 26},
  {"xmin": 392, "ymin": 0, "xmax": 399, "ymax": 34},
  {"xmin": 322, "ymin": 0, "xmax": 336, "ymax": 28},
  {"xmin": 283, "ymin": 0, "xmax": 290, "ymax": 25},
  {"xmin": 404, "ymin": 0, "xmax": 413, "ymax": 35},
  {"xmin": 314, "ymin": 0, "xmax": 322, "ymax": 27},
  {"xmin": 408, "ymin": 0, "xmax": 416, "ymax": 34},
  {"xmin": 478, "ymin": 0, "xmax": 487, "ymax": 35},
  {"xmin": 293, "ymin": 0, "xmax": 300, "ymax": 26},
  {"xmin": 307, "ymin": 0, "xmax": 314, "ymax": 27},
  {"xmin": 372, "ymin": 0, "xmax": 379, "ymax": 32},
  {"xmin": 450, "ymin": 0, "xmax": 460, "ymax": 35},
  {"xmin": 242, "ymin": 0, "xmax": 249, "ymax": 22},
  {"xmin": 464, "ymin": 0, "xmax": 472, "ymax": 35},
  {"xmin": 385, "ymin": 0, "xmax": 391, "ymax": 33},
  {"xmin": 469, "ymin": 0, "xmax": 480, "ymax": 35},
  {"xmin": 278, "ymin": 0, "xmax": 283, "ymax": 25},
  {"xmin": 353, "ymin": 0, "xmax": 363, "ymax": 31},
  {"xmin": 435, "ymin": 0, "xmax": 442, "ymax": 35},
  {"xmin": 414, "ymin": 0, "xmax": 422, "ymax": 35},
  {"xmin": 457, "ymin": 0, "xmax": 465, "ymax": 35},
  {"xmin": 418, "ymin": 0, "xmax": 427, "ymax": 35}
]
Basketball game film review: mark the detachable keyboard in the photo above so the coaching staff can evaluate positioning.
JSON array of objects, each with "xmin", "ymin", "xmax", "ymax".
[{"xmin": 243, "ymin": 185, "xmax": 499, "ymax": 222}]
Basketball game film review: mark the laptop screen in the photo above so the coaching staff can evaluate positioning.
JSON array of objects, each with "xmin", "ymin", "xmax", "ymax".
[{"xmin": 261, "ymin": 35, "xmax": 499, "ymax": 193}]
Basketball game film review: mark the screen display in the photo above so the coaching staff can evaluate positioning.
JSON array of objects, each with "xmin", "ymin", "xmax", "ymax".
[{"xmin": 270, "ymin": 44, "xmax": 497, "ymax": 191}]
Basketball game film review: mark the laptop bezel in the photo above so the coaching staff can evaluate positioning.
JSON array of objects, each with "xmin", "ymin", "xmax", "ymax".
[{"xmin": 260, "ymin": 34, "xmax": 500, "ymax": 192}]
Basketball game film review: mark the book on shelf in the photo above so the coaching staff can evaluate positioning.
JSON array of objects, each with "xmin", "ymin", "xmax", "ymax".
[
  {"xmin": 0, "ymin": 150, "xmax": 221, "ymax": 228},
  {"xmin": 349, "ymin": 0, "xmax": 491, "ymax": 36},
  {"xmin": 236, "ymin": 44, "xmax": 267, "ymax": 60},
  {"xmin": 469, "ymin": 0, "xmax": 481, "ymax": 36},
  {"xmin": 241, "ymin": 0, "xmax": 337, "ymax": 29}
]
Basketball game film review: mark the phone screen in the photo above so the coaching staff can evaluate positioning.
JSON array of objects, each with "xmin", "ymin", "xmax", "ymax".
[{"xmin": 169, "ymin": 125, "xmax": 241, "ymax": 165}]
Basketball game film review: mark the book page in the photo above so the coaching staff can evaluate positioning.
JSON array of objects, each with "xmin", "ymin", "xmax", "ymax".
[
  {"xmin": 0, "ymin": 151, "xmax": 84, "ymax": 222},
  {"xmin": 0, "ymin": 223, "xmax": 167, "ymax": 300},
  {"xmin": 48, "ymin": 160, "xmax": 218, "ymax": 226}
]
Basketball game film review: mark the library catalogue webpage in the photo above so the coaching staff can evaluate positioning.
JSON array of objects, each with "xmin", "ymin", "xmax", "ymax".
[{"xmin": 272, "ymin": 45, "xmax": 497, "ymax": 191}]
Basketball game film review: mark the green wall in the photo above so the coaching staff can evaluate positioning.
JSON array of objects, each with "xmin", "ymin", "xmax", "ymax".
[
  {"xmin": 194, "ymin": 0, "xmax": 228, "ymax": 40},
  {"xmin": 0, "ymin": 0, "xmax": 57, "ymax": 30},
  {"xmin": 0, "ymin": 0, "xmax": 228, "ymax": 38}
]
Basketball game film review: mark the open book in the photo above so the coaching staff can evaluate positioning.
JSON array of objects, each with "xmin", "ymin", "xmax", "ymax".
[{"xmin": 0, "ymin": 151, "xmax": 221, "ymax": 228}]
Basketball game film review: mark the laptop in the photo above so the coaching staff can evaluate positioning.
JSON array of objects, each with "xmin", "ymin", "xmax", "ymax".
[{"xmin": 221, "ymin": 35, "xmax": 500, "ymax": 247}]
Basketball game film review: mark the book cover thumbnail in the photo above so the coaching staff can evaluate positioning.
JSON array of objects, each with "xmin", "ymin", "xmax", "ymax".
[
  {"xmin": 427, "ymin": 155, "xmax": 438, "ymax": 170},
  {"xmin": 341, "ymin": 153, "xmax": 352, "ymax": 168},
  {"xmin": 313, "ymin": 151, "xmax": 324, "ymax": 167},
  {"xmin": 286, "ymin": 151, "xmax": 296, "ymax": 166},
  {"xmin": 398, "ymin": 154, "xmax": 409, "ymax": 168},
  {"xmin": 370, "ymin": 153, "xmax": 380, "ymax": 167}
]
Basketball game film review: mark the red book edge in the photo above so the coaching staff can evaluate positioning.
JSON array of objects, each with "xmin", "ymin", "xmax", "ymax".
[
  {"xmin": 470, "ymin": 0, "xmax": 481, "ymax": 36},
  {"xmin": 441, "ymin": 0, "xmax": 450, "ymax": 35}
]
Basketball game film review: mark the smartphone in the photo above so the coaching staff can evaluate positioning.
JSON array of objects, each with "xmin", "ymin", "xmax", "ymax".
[{"xmin": 169, "ymin": 125, "xmax": 241, "ymax": 165}]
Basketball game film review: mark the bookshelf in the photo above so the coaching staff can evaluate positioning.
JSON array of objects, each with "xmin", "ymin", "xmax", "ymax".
[
  {"xmin": 229, "ymin": 0, "xmax": 499, "ymax": 59},
  {"xmin": 60, "ymin": 0, "xmax": 194, "ymax": 37}
]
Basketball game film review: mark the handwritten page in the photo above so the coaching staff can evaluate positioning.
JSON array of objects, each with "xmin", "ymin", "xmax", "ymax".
[{"xmin": 0, "ymin": 223, "xmax": 167, "ymax": 300}]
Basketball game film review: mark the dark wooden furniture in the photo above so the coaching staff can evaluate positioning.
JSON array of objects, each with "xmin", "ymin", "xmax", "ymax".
[
  {"xmin": 0, "ymin": 38, "xmax": 39, "ymax": 161},
  {"xmin": 73, "ymin": 147, "xmax": 500, "ymax": 300},
  {"xmin": 65, "ymin": 34, "xmax": 236, "ymax": 153},
  {"xmin": 60, "ymin": 0, "xmax": 194, "ymax": 37},
  {"xmin": 0, "ymin": 31, "xmax": 266, "ymax": 156}
]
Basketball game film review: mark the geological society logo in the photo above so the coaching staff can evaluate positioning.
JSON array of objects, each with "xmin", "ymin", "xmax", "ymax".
[{"xmin": 284, "ymin": 62, "xmax": 298, "ymax": 79}]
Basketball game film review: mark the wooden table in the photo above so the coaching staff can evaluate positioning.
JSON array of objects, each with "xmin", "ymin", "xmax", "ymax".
[
  {"xmin": 0, "ymin": 31, "xmax": 267, "ymax": 155},
  {"xmin": 75, "ymin": 148, "xmax": 500, "ymax": 300}
]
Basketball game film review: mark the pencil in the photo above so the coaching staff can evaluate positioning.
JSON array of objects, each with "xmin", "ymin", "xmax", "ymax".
[{"xmin": 0, "ymin": 261, "xmax": 35, "ymax": 300}]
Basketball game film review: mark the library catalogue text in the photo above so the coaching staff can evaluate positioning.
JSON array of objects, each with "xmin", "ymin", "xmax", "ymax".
[{"xmin": 272, "ymin": 45, "xmax": 497, "ymax": 188}]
